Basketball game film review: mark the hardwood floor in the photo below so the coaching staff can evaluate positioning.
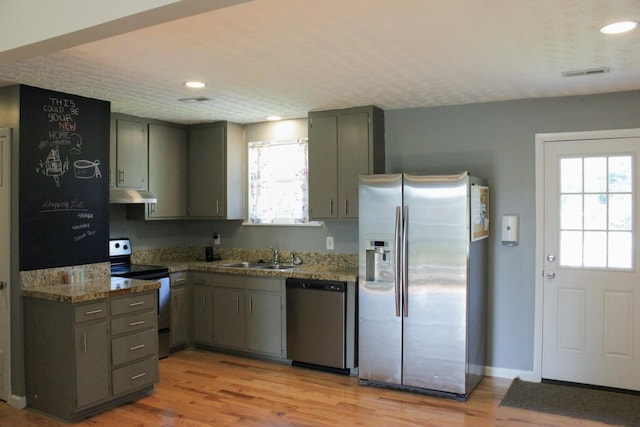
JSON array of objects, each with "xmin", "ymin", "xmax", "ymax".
[{"xmin": 0, "ymin": 349, "xmax": 615, "ymax": 426}]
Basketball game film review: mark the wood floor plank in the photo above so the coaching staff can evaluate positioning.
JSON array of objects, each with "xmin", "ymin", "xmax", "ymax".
[{"xmin": 0, "ymin": 348, "xmax": 617, "ymax": 426}]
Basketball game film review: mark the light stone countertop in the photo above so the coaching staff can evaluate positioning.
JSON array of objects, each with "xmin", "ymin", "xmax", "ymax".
[
  {"xmin": 21, "ymin": 276, "xmax": 161, "ymax": 303},
  {"xmin": 163, "ymin": 259, "xmax": 358, "ymax": 283}
]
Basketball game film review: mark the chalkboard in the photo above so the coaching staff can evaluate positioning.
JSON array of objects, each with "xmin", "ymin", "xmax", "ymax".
[{"xmin": 19, "ymin": 85, "xmax": 110, "ymax": 271}]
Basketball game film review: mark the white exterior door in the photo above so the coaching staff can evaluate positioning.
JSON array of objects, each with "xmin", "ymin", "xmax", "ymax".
[
  {"xmin": 540, "ymin": 129, "xmax": 640, "ymax": 390},
  {"xmin": 0, "ymin": 129, "xmax": 11, "ymax": 402}
]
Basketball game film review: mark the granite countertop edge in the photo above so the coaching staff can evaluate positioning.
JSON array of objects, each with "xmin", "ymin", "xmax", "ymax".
[{"xmin": 22, "ymin": 277, "xmax": 161, "ymax": 303}]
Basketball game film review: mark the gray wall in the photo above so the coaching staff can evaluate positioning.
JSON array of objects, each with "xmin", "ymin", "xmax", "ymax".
[
  {"xmin": 385, "ymin": 90, "xmax": 640, "ymax": 371},
  {"xmin": 111, "ymin": 90, "xmax": 640, "ymax": 374}
]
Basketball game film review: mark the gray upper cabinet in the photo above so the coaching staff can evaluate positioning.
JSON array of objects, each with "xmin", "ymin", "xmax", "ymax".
[
  {"xmin": 112, "ymin": 115, "xmax": 148, "ymax": 190},
  {"xmin": 308, "ymin": 106, "xmax": 385, "ymax": 220},
  {"xmin": 188, "ymin": 121, "xmax": 244, "ymax": 219},
  {"xmin": 308, "ymin": 115, "xmax": 338, "ymax": 219},
  {"xmin": 147, "ymin": 123, "xmax": 188, "ymax": 219}
]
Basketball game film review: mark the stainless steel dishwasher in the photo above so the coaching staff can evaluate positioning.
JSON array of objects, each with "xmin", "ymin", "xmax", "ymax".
[{"xmin": 286, "ymin": 278, "xmax": 348, "ymax": 373}]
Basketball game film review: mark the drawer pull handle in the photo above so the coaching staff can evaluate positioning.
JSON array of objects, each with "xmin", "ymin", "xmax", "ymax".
[
  {"xmin": 130, "ymin": 344, "xmax": 146, "ymax": 351},
  {"xmin": 129, "ymin": 301, "xmax": 145, "ymax": 307},
  {"xmin": 129, "ymin": 321, "xmax": 145, "ymax": 327},
  {"xmin": 84, "ymin": 309, "xmax": 103, "ymax": 315},
  {"xmin": 130, "ymin": 372, "xmax": 146, "ymax": 380},
  {"xmin": 174, "ymin": 278, "xmax": 186, "ymax": 283}
]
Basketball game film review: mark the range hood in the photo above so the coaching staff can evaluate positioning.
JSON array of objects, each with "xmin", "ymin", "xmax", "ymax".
[{"xmin": 109, "ymin": 188, "xmax": 157, "ymax": 204}]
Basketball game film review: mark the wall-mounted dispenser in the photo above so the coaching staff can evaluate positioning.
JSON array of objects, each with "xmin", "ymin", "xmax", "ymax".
[{"xmin": 502, "ymin": 214, "xmax": 519, "ymax": 246}]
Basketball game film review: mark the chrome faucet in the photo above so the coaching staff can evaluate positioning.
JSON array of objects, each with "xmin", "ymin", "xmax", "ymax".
[{"xmin": 270, "ymin": 247, "xmax": 279, "ymax": 264}]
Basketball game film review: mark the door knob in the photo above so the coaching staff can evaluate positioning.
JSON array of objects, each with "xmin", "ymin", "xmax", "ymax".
[
  {"xmin": 0, "ymin": 281, "xmax": 5, "ymax": 289},
  {"xmin": 547, "ymin": 254, "xmax": 556, "ymax": 262},
  {"xmin": 546, "ymin": 271, "xmax": 556, "ymax": 279}
]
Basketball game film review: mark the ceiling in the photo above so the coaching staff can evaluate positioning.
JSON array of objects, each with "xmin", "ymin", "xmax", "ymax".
[{"xmin": 0, "ymin": 0, "xmax": 639, "ymax": 125}]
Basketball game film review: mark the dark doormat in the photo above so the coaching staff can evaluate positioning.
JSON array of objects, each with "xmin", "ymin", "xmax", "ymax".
[{"xmin": 500, "ymin": 378, "xmax": 640, "ymax": 426}]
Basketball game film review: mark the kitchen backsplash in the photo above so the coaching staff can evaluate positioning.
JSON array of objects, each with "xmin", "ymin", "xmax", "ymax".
[{"xmin": 133, "ymin": 246, "xmax": 357, "ymax": 270}]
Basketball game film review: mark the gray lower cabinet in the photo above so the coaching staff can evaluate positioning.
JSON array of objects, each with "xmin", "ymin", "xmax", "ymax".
[
  {"xmin": 109, "ymin": 292, "xmax": 159, "ymax": 397},
  {"xmin": 24, "ymin": 291, "xmax": 159, "ymax": 422},
  {"xmin": 245, "ymin": 290, "xmax": 283, "ymax": 356},
  {"xmin": 212, "ymin": 286, "xmax": 245, "ymax": 350},
  {"xmin": 192, "ymin": 274, "xmax": 214, "ymax": 345},
  {"xmin": 170, "ymin": 272, "xmax": 190, "ymax": 349},
  {"xmin": 189, "ymin": 272, "xmax": 286, "ymax": 359},
  {"xmin": 75, "ymin": 320, "xmax": 110, "ymax": 408}
]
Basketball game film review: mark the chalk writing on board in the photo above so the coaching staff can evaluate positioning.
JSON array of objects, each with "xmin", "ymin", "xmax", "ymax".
[
  {"xmin": 40, "ymin": 198, "xmax": 87, "ymax": 212},
  {"xmin": 33, "ymin": 96, "xmax": 103, "ymax": 187}
]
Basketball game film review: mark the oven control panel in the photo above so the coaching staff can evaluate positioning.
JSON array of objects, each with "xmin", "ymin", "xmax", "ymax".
[{"xmin": 109, "ymin": 238, "xmax": 132, "ymax": 257}]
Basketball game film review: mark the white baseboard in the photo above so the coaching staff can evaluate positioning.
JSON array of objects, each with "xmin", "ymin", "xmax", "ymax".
[
  {"xmin": 8, "ymin": 394, "xmax": 26, "ymax": 409},
  {"xmin": 484, "ymin": 366, "xmax": 540, "ymax": 383}
]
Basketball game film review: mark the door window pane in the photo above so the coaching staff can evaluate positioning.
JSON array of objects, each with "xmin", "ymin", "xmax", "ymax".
[
  {"xmin": 584, "ymin": 231, "xmax": 606, "ymax": 267},
  {"xmin": 609, "ymin": 156, "xmax": 632, "ymax": 192},
  {"xmin": 584, "ymin": 157, "xmax": 606, "ymax": 193},
  {"xmin": 561, "ymin": 158, "xmax": 582, "ymax": 192},
  {"xmin": 609, "ymin": 232, "xmax": 632, "ymax": 268},
  {"xmin": 560, "ymin": 195, "xmax": 582, "ymax": 229},
  {"xmin": 559, "ymin": 155, "xmax": 634, "ymax": 269},
  {"xmin": 560, "ymin": 230, "xmax": 582, "ymax": 267},
  {"xmin": 584, "ymin": 194, "xmax": 606, "ymax": 230},
  {"xmin": 609, "ymin": 194, "xmax": 631, "ymax": 231}
]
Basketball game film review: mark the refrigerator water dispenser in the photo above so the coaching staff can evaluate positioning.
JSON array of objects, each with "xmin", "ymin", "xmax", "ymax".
[{"xmin": 365, "ymin": 240, "xmax": 392, "ymax": 282}]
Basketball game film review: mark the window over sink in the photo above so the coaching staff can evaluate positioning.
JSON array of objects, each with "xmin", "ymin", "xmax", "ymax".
[{"xmin": 247, "ymin": 138, "xmax": 318, "ymax": 225}]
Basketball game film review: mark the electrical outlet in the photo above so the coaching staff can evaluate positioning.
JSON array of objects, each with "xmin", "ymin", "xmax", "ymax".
[
  {"xmin": 213, "ymin": 233, "xmax": 221, "ymax": 245},
  {"xmin": 326, "ymin": 236, "xmax": 334, "ymax": 250}
]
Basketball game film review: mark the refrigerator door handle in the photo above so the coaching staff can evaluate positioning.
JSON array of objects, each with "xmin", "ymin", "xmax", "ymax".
[
  {"xmin": 394, "ymin": 205, "xmax": 402, "ymax": 317},
  {"xmin": 402, "ymin": 205, "xmax": 409, "ymax": 317}
]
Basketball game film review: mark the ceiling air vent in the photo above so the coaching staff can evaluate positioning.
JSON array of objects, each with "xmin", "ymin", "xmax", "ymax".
[
  {"xmin": 178, "ymin": 96, "xmax": 212, "ymax": 103},
  {"xmin": 562, "ymin": 67, "xmax": 610, "ymax": 78}
]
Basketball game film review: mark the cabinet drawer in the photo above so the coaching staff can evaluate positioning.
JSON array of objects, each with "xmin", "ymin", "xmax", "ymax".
[
  {"xmin": 112, "ymin": 357, "xmax": 158, "ymax": 396},
  {"xmin": 74, "ymin": 301, "xmax": 108, "ymax": 323},
  {"xmin": 111, "ymin": 292, "xmax": 156, "ymax": 316},
  {"xmin": 171, "ymin": 272, "xmax": 188, "ymax": 288},
  {"xmin": 111, "ymin": 310, "xmax": 156, "ymax": 336},
  {"xmin": 112, "ymin": 328, "xmax": 157, "ymax": 366},
  {"xmin": 247, "ymin": 277, "xmax": 282, "ymax": 292}
]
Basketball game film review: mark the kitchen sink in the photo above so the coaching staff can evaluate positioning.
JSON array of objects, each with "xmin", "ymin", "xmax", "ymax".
[
  {"xmin": 219, "ymin": 262, "xmax": 296, "ymax": 271},
  {"xmin": 220, "ymin": 262, "xmax": 265, "ymax": 269},
  {"xmin": 259, "ymin": 264, "xmax": 296, "ymax": 270}
]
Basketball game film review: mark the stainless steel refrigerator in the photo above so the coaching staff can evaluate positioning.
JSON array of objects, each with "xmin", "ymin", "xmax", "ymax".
[{"xmin": 358, "ymin": 172, "xmax": 489, "ymax": 400}]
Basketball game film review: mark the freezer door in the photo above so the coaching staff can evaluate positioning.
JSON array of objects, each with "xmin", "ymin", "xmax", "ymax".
[
  {"xmin": 358, "ymin": 174, "xmax": 403, "ymax": 384},
  {"xmin": 402, "ymin": 173, "xmax": 470, "ymax": 394}
]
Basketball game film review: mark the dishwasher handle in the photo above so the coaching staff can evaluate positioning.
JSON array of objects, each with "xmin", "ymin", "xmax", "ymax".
[{"xmin": 286, "ymin": 278, "xmax": 346, "ymax": 292}]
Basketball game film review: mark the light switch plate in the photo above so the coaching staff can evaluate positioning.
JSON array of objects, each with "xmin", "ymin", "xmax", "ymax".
[{"xmin": 326, "ymin": 236, "xmax": 334, "ymax": 250}]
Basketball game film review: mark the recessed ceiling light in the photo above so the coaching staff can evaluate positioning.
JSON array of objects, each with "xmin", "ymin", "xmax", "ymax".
[
  {"xmin": 185, "ymin": 81, "xmax": 206, "ymax": 88},
  {"xmin": 600, "ymin": 21, "xmax": 638, "ymax": 34},
  {"xmin": 267, "ymin": 116, "xmax": 282, "ymax": 121}
]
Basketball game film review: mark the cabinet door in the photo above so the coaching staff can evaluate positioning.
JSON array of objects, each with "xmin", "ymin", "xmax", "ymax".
[
  {"xmin": 338, "ymin": 111, "xmax": 369, "ymax": 219},
  {"xmin": 148, "ymin": 124, "xmax": 188, "ymax": 218},
  {"xmin": 308, "ymin": 114, "xmax": 338, "ymax": 220},
  {"xmin": 212, "ymin": 288, "xmax": 245, "ymax": 350},
  {"xmin": 75, "ymin": 321, "xmax": 110, "ymax": 408},
  {"xmin": 188, "ymin": 125, "xmax": 225, "ymax": 218},
  {"xmin": 116, "ymin": 118, "xmax": 148, "ymax": 189},
  {"xmin": 170, "ymin": 286, "xmax": 190, "ymax": 347},
  {"xmin": 245, "ymin": 291, "xmax": 283, "ymax": 356},
  {"xmin": 192, "ymin": 284, "xmax": 213, "ymax": 345}
]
